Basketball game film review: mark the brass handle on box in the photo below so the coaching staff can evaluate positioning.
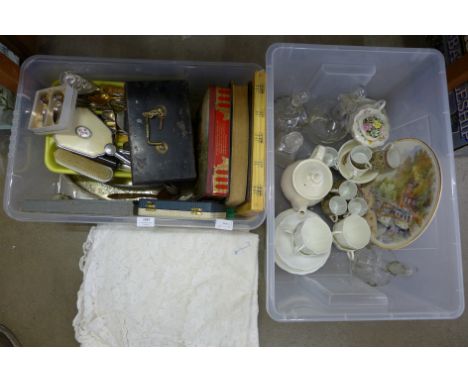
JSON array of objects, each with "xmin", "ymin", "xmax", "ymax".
[{"xmin": 143, "ymin": 106, "xmax": 168, "ymax": 154}]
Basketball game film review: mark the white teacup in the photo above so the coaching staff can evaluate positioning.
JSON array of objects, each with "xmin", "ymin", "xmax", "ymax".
[
  {"xmin": 332, "ymin": 215, "xmax": 371, "ymax": 259},
  {"xmin": 281, "ymin": 145, "xmax": 333, "ymax": 213},
  {"xmin": 350, "ymin": 100, "xmax": 390, "ymax": 148},
  {"xmin": 345, "ymin": 145, "xmax": 373, "ymax": 179},
  {"xmin": 293, "ymin": 215, "xmax": 333, "ymax": 256},
  {"xmin": 347, "ymin": 197, "xmax": 368, "ymax": 217},
  {"xmin": 370, "ymin": 143, "xmax": 401, "ymax": 173},
  {"xmin": 331, "ymin": 180, "xmax": 358, "ymax": 200},
  {"xmin": 321, "ymin": 195, "xmax": 348, "ymax": 223}
]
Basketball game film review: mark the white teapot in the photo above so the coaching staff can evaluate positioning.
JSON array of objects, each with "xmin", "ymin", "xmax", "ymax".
[{"xmin": 280, "ymin": 145, "xmax": 333, "ymax": 213}]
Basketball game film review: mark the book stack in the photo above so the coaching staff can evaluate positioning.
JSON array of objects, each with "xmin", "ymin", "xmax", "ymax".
[{"xmin": 194, "ymin": 70, "xmax": 266, "ymax": 216}]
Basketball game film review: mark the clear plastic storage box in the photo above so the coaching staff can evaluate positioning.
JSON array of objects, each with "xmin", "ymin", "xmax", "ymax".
[
  {"xmin": 265, "ymin": 44, "xmax": 464, "ymax": 321},
  {"xmin": 3, "ymin": 56, "xmax": 263, "ymax": 229}
]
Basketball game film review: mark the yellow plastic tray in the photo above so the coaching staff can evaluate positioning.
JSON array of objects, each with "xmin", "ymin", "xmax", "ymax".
[
  {"xmin": 43, "ymin": 80, "xmax": 131, "ymax": 179},
  {"xmin": 44, "ymin": 135, "xmax": 131, "ymax": 178}
]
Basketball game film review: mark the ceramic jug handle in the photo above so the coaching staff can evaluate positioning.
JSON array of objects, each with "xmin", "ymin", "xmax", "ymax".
[{"xmin": 310, "ymin": 145, "xmax": 326, "ymax": 162}]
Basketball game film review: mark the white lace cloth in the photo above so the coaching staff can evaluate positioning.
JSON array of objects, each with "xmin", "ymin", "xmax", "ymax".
[{"xmin": 73, "ymin": 225, "xmax": 259, "ymax": 346}]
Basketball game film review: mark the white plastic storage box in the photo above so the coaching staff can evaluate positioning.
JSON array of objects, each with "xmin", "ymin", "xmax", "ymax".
[
  {"xmin": 3, "ymin": 56, "xmax": 264, "ymax": 229},
  {"xmin": 266, "ymin": 44, "xmax": 464, "ymax": 321}
]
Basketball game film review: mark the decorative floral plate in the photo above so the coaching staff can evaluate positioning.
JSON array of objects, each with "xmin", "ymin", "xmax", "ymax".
[{"xmin": 360, "ymin": 138, "xmax": 442, "ymax": 250}]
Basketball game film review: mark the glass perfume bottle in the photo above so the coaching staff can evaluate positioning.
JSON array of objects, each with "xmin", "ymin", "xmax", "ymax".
[
  {"xmin": 274, "ymin": 91, "xmax": 309, "ymax": 132},
  {"xmin": 275, "ymin": 131, "xmax": 304, "ymax": 168}
]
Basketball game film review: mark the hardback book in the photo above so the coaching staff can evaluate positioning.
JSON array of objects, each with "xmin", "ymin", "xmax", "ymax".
[
  {"xmin": 237, "ymin": 70, "xmax": 266, "ymax": 216},
  {"xmin": 225, "ymin": 83, "xmax": 250, "ymax": 207}
]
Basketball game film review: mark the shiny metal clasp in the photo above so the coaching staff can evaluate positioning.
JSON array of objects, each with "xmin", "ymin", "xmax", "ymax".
[{"xmin": 143, "ymin": 105, "xmax": 168, "ymax": 154}]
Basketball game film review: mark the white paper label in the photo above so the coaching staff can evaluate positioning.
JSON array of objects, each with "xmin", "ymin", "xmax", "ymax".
[
  {"xmin": 215, "ymin": 219, "xmax": 234, "ymax": 231},
  {"xmin": 137, "ymin": 217, "xmax": 155, "ymax": 227}
]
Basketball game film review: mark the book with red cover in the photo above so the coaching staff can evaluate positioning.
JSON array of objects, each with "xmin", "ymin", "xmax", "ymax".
[{"xmin": 197, "ymin": 86, "xmax": 231, "ymax": 198}]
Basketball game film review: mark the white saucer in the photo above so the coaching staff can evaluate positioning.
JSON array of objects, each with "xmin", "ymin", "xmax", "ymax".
[
  {"xmin": 275, "ymin": 254, "xmax": 315, "ymax": 276},
  {"xmin": 337, "ymin": 140, "xmax": 379, "ymax": 185},
  {"xmin": 275, "ymin": 208, "xmax": 331, "ymax": 275}
]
